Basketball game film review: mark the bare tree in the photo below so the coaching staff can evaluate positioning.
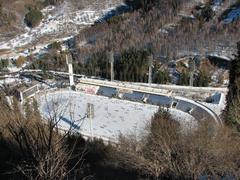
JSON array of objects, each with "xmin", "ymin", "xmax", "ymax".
[
  {"xmin": 0, "ymin": 96, "xmax": 86, "ymax": 179},
  {"xmin": 111, "ymin": 108, "xmax": 240, "ymax": 179}
]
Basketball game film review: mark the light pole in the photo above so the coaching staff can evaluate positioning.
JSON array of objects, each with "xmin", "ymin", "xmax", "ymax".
[
  {"xmin": 148, "ymin": 54, "xmax": 153, "ymax": 85},
  {"xmin": 66, "ymin": 53, "xmax": 75, "ymax": 88},
  {"xmin": 189, "ymin": 57, "xmax": 195, "ymax": 87},
  {"xmin": 109, "ymin": 50, "xmax": 114, "ymax": 81},
  {"xmin": 87, "ymin": 103, "xmax": 94, "ymax": 140}
]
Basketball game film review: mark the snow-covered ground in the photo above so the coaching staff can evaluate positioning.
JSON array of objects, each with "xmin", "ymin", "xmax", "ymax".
[
  {"xmin": 38, "ymin": 90, "xmax": 195, "ymax": 142},
  {"xmin": 0, "ymin": 76, "xmax": 20, "ymax": 86},
  {"xmin": 0, "ymin": 0, "xmax": 125, "ymax": 59},
  {"xmin": 199, "ymin": 92, "xmax": 226, "ymax": 116}
]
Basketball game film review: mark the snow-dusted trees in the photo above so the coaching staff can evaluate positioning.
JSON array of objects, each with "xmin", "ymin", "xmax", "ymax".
[
  {"xmin": 125, "ymin": 0, "xmax": 185, "ymax": 13},
  {"xmin": 0, "ymin": 59, "xmax": 9, "ymax": 71},
  {"xmin": 72, "ymin": 0, "xmax": 239, "ymax": 64}
]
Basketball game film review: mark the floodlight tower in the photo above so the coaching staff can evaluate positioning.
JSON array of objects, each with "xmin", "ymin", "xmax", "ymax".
[
  {"xmin": 66, "ymin": 53, "xmax": 75, "ymax": 87},
  {"xmin": 189, "ymin": 57, "xmax": 195, "ymax": 87},
  {"xmin": 109, "ymin": 50, "xmax": 114, "ymax": 81},
  {"xmin": 148, "ymin": 54, "xmax": 153, "ymax": 85},
  {"xmin": 87, "ymin": 103, "xmax": 94, "ymax": 140}
]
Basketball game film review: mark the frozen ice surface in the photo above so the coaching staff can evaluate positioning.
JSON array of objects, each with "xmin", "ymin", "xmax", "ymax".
[{"xmin": 38, "ymin": 90, "xmax": 195, "ymax": 142}]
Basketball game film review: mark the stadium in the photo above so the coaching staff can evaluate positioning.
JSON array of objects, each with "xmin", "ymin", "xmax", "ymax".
[{"xmin": 36, "ymin": 77, "xmax": 226, "ymax": 143}]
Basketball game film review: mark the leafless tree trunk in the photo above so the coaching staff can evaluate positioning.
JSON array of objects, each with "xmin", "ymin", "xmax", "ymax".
[
  {"xmin": 111, "ymin": 109, "xmax": 240, "ymax": 179},
  {"xmin": 0, "ymin": 96, "xmax": 86, "ymax": 179}
]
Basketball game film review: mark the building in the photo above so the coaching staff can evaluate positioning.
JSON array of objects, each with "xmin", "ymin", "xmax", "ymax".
[{"xmin": 13, "ymin": 83, "xmax": 40, "ymax": 103}]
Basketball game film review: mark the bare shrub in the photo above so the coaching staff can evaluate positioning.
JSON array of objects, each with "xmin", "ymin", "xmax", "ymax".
[
  {"xmin": 112, "ymin": 109, "xmax": 240, "ymax": 179},
  {"xmin": 0, "ymin": 97, "xmax": 85, "ymax": 179}
]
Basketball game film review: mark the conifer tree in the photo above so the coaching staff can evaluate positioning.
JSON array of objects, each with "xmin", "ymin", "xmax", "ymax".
[
  {"xmin": 194, "ymin": 71, "xmax": 210, "ymax": 87},
  {"xmin": 178, "ymin": 70, "xmax": 189, "ymax": 86},
  {"xmin": 225, "ymin": 42, "xmax": 240, "ymax": 131},
  {"xmin": 0, "ymin": 2, "xmax": 2, "ymax": 16}
]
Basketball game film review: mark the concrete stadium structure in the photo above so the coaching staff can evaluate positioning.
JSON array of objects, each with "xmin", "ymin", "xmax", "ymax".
[
  {"xmin": 36, "ymin": 76, "xmax": 226, "ymax": 143},
  {"xmin": 77, "ymin": 78, "xmax": 226, "ymax": 124}
]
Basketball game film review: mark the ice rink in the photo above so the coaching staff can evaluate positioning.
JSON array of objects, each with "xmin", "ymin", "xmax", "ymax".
[{"xmin": 38, "ymin": 90, "xmax": 195, "ymax": 142}]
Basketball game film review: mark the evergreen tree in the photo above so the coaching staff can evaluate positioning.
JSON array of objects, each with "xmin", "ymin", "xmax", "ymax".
[
  {"xmin": 178, "ymin": 70, "xmax": 189, "ymax": 86},
  {"xmin": 201, "ymin": 4, "xmax": 214, "ymax": 21},
  {"xmin": 116, "ymin": 48, "xmax": 149, "ymax": 82},
  {"xmin": 194, "ymin": 71, "xmax": 210, "ymax": 87},
  {"xmin": 25, "ymin": 9, "xmax": 43, "ymax": 28},
  {"xmin": 0, "ymin": 2, "xmax": 2, "ymax": 16},
  {"xmin": 0, "ymin": 59, "xmax": 9, "ymax": 71},
  {"xmin": 153, "ymin": 70, "xmax": 171, "ymax": 84},
  {"xmin": 225, "ymin": 42, "xmax": 240, "ymax": 131}
]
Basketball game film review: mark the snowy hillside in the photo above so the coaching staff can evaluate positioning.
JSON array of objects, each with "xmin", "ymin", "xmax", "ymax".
[{"xmin": 0, "ymin": 0, "xmax": 125, "ymax": 59}]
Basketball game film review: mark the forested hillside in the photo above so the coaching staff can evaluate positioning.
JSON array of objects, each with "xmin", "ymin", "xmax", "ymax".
[
  {"xmin": 73, "ymin": 0, "xmax": 239, "ymax": 59},
  {"xmin": 20, "ymin": 0, "xmax": 239, "ymax": 86},
  {"xmin": 69, "ymin": 0, "xmax": 240, "ymax": 85},
  {"xmin": 0, "ymin": 0, "xmax": 63, "ymax": 37}
]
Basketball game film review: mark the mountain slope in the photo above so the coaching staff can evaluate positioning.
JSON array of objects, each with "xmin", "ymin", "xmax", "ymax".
[{"xmin": 0, "ymin": 0, "xmax": 124, "ymax": 59}]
